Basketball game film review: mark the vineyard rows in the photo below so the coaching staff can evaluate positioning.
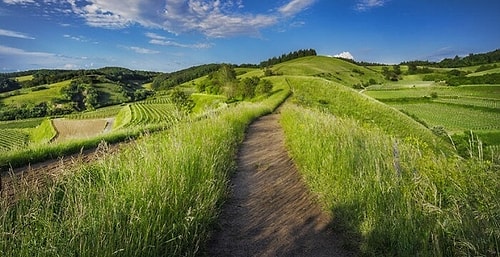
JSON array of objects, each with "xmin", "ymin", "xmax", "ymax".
[
  {"xmin": 0, "ymin": 129, "xmax": 29, "ymax": 151},
  {"xmin": 66, "ymin": 105, "xmax": 123, "ymax": 120},
  {"xmin": 141, "ymin": 96, "xmax": 172, "ymax": 105},
  {"xmin": 435, "ymin": 97, "xmax": 499, "ymax": 109},
  {"xmin": 127, "ymin": 103, "xmax": 178, "ymax": 126},
  {"xmin": 392, "ymin": 102, "xmax": 500, "ymax": 132}
]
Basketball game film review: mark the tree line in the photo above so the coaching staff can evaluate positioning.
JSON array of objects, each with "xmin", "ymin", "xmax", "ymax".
[
  {"xmin": 259, "ymin": 49, "xmax": 317, "ymax": 67},
  {"xmin": 401, "ymin": 49, "xmax": 500, "ymax": 68},
  {"xmin": 151, "ymin": 64, "xmax": 222, "ymax": 90}
]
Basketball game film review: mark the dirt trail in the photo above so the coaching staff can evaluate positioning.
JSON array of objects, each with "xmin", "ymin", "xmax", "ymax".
[{"xmin": 206, "ymin": 112, "xmax": 358, "ymax": 257}]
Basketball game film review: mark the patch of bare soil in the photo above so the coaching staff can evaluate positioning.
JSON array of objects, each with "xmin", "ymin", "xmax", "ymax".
[
  {"xmin": 206, "ymin": 112, "xmax": 358, "ymax": 257},
  {"xmin": 52, "ymin": 118, "xmax": 108, "ymax": 142}
]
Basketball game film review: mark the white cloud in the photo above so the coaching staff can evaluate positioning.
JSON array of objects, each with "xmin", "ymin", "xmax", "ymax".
[
  {"xmin": 145, "ymin": 31, "xmax": 213, "ymax": 49},
  {"xmin": 356, "ymin": 0, "xmax": 388, "ymax": 11},
  {"xmin": 0, "ymin": 45, "xmax": 53, "ymax": 57},
  {"xmin": 123, "ymin": 46, "xmax": 160, "ymax": 54},
  {"xmin": 149, "ymin": 38, "xmax": 212, "ymax": 49},
  {"xmin": 145, "ymin": 32, "xmax": 166, "ymax": 40},
  {"xmin": 0, "ymin": 28, "xmax": 35, "ymax": 39},
  {"xmin": 279, "ymin": 0, "xmax": 316, "ymax": 17},
  {"xmin": 5, "ymin": 0, "xmax": 317, "ymax": 37},
  {"xmin": 62, "ymin": 0, "xmax": 316, "ymax": 37},
  {"xmin": 333, "ymin": 51, "xmax": 355, "ymax": 60},
  {"xmin": 2, "ymin": 0, "xmax": 35, "ymax": 4},
  {"xmin": 0, "ymin": 44, "xmax": 96, "ymax": 70}
]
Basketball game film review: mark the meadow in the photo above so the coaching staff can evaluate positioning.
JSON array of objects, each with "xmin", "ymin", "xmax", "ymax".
[
  {"xmin": 281, "ymin": 77, "xmax": 499, "ymax": 256},
  {"xmin": 0, "ymin": 80, "xmax": 71, "ymax": 106},
  {"xmin": 0, "ymin": 55, "xmax": 498, "ymax": 256},
  {"xmin": 0, "ymin": 86, "xmax": 290, "ymax": 257}
]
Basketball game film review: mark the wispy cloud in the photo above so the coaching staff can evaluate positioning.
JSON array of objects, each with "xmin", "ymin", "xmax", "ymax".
[
  {"xmin": 355, "ymin": 0, "xmax": 389, "ymax": 11},
  {"xmin": 146, "ymin": 32, "xmax": 213, "ymax": 49},
  {"xmin": 279, "ymin": 0, "xmax": 316, "ymax": 17},
  {"xmin": 2, "ymin": 0, "xmax": 35, "ymax": 4},
  {"xmin": 0, "ymin": 28, "xmax": 35, "ymax": 39},
  {"xmin": 9, "ymin": 0, "xmax": 316, "ymax": 37},
  {"xmin": 149, "ymin": 39, "xmax": 213, "ymax": 49},
  {"xmin": 145, "ymin": 32, "xmax": 166, "ymax": 40},
  {"xmin": 0, "ymin": 45, "xmax": 52, "ymax": 56},
  {"xmin": 122, "ymin": 45, "xmax": 160, "ymax": 54}
]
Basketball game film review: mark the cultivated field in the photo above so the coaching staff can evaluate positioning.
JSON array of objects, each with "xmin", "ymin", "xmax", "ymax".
[
  {"xmin": 51, "ymin": 118, "xmax": 111, "ymax": 142},
  {"xmin": 364, "ymin": 83, "xmax": 500, "ymax": 150}
]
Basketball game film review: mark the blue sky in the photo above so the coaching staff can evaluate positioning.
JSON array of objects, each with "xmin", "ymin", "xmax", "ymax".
[{"xmin": 0, "ymin": 0, "xmax": 499, "ymax": 72}]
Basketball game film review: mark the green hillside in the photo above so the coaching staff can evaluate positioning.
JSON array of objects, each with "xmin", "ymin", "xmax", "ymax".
[
  {"xmin": 271, "ymin": 56, "xmax": 384, "ymax": 87},
  {"xmin": 0, "ymin": 50, "xmax": 499, "ymax": 257}
]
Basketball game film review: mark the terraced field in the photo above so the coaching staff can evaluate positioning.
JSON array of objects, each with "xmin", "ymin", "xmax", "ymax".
[
  {"xmin": 113, "ymin": 99, "xmax": 179, "ymax": 129},
  {"xmin": 0, "ymin": 129, "xmax": 29, "ymax": 151}
]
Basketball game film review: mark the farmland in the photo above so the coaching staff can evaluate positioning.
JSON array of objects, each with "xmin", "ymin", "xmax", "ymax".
[
  {"xmin": 0, "ymin": 53, "xmax": 499, "ymax": 256},
  {"xmin": 113, "ymin": 100, "xmax": 179, "ymax": 129},
  {"xmin": 0, "ymin": 129, "xmax": 29, "ymax": 151},
  {"xmin": 364, "ymin": 81, "xmax": 500, "ymax": 151},
  {"xmin": 389, "ymin": 102, "xmax": 500, "ymax": 132},
  {"xmin": 52, "ymin": 118, "xmax": 110, "ymax": 142}
]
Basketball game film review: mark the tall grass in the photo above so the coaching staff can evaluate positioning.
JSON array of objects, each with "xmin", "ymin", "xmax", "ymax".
[
  {"xmin": 0, "ymin": 89, "xmax": 289, "ymax": 256},
  {"xmin": 287, "ymin": 76, "xmax": 454, "ymax": 153},
  {"xmin": 281, "ymin": 103, "xmax": 499, "ymax": 256}
]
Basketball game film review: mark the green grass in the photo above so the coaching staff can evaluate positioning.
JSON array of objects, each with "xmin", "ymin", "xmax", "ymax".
[
  {"xmin": 29, "ymin": 119, "xmax": 57, "ymax": 144},
  {"xmin": 0, "ymin": 80, "xmax": 71, "ymax": 106},
  {"xmin": 0, "ymin": 87, "xmax": 290, "ymax": 257},
  {"xmin": 286, "ymin": 76, "xmax": 452, "ymax": 153},
  {"xmin": 0, "ymin": 118, "xmax": 44, "ymax": 129},
  {"xmin": 14, "ymin": 75, "xmax": 34, "ymax": 82},
  {"xmin": 364, "ymin": 84, "xmax": 500, "ymax": 100},
  {"xmin": 271, "ymin": 56, "xmax": 384, "ymax": 87},
  {"xmin": 94, "ymin": 83, "xmax": 130, "ymax": 105},
  {"xmin": 190, "ymin": 93, "xmax": 227, "ymax": 114},
  {"xmin": 113, "ymin": 105, "xmax": 132, "ymax": 129},
  {"xmin": 281, "ymin": 103, "xmax": 499, "ymax": 257}
]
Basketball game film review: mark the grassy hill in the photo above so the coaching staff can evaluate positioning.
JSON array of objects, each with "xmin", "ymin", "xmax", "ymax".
[
  {"xmin": 272, "ymin": 56, "xmax": 384, "ymax": 87},
  {"xmin": 0, "ymin": 52, "xmax": 498, "ymax": 257}
]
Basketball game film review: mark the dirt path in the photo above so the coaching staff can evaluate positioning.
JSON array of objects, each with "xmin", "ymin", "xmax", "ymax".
[{"xmin": 206, "ymin": 112, "xmax": 358, "ymax": 257}]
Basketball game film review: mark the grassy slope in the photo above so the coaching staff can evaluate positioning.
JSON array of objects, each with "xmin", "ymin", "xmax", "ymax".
[
  {"xmin": 0, "ymin": 85, "xmax": 290, "ymax": 257},
  {"xmin": 0, "ymin": 80, "xmax": 71, "ymax": 106},
  {"xmin": 29, "ymin": 119, "xmax": 57, "ymax": 144},
  {"xmin": 272, "ymin": 56, "xmax": 385, "ymax": 86},
  {"xmin": 276, "ymin": 58, "xmax": 498, "ymax": 256}
]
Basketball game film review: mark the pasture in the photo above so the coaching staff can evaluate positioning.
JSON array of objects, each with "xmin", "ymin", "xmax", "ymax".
[{"xmin": 0, "ymin": 80, "xmax": 71, "ymax": 106}]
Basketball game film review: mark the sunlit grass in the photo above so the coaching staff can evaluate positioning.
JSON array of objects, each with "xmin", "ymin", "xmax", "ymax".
[
  {"xmin": 281, "ymin": 103, "xmax": 499, "ymax": 256},
  {"xmin": 0, "ymin": 88, "xmax": 290, "ymax": 256}
]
